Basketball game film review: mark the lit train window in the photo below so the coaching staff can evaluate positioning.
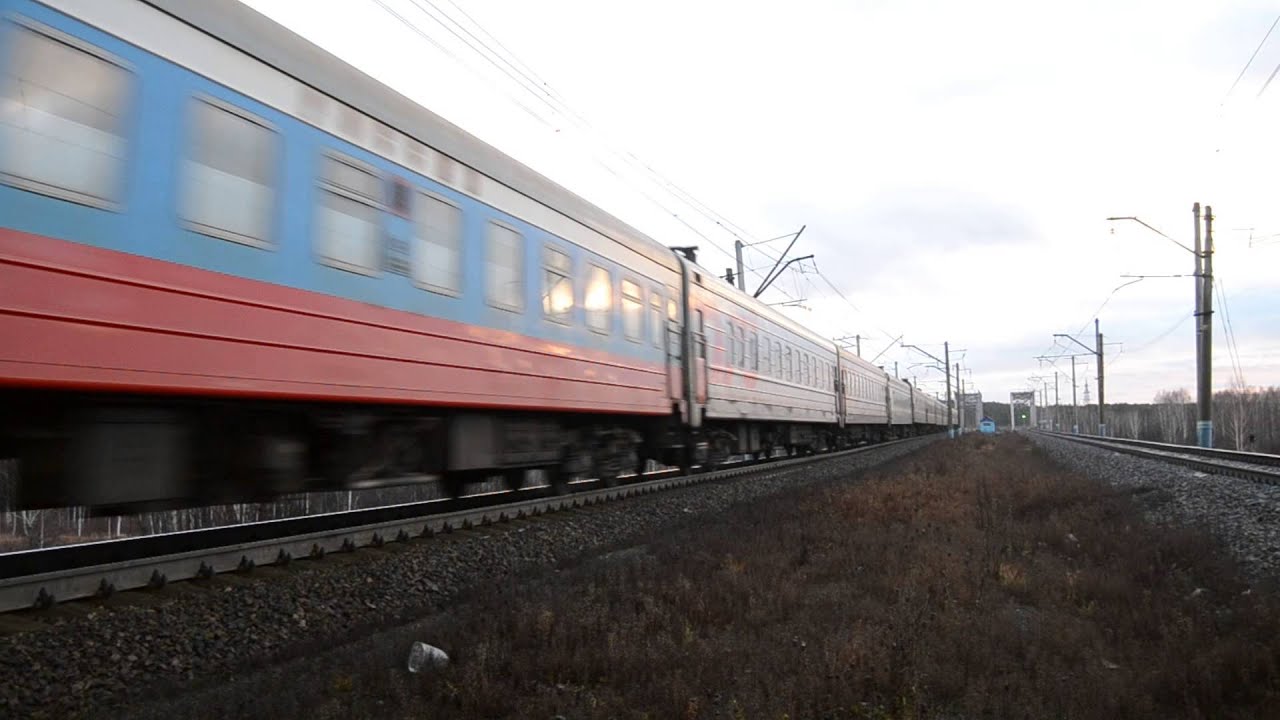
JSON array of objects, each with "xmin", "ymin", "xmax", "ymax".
[
  {"xmin": 622, "ymin": 280, "xmax": 643, "ymax": 341},
  {"xmin": 649, "ymin": 291, "xmax": 663, "ymax": 347},
  {"xmin": 413, "ymin": 192, "xmax": 462, "ymax": 295},
  {"xmin": 0, "ymin": 25, "xmax": 130, "ymax": 207},
  {"xmin": 316, "ymin": 153, "xmax": 382, "ymax": 273},
  {"xmin": 542, "ymin": 246, "xmax": 573, "ymax": 324},
  {"xmin": 182, "ymin": 98, "xmax": 276, "ymax": 247},
  {"xmin": 666, "ymin": 288, "xmax": 681, "ymax": 359},
  {"xmin": 585, "ymin": 265, "xmax": 612, "ymax": 333},
  {"xmin": 486, "ymin": 221, "xmax": 524, "ymax": 311}
]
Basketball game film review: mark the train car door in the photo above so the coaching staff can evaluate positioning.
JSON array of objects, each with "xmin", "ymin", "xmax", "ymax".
[
  {"xmin": 834, "ymin": 352, "xmax": 846, "ymax": 429},
  {"xmin": 664, "ymin": 286, "xmax": 682, "ymax": 405},
  {"xmin": 693, "ymin": 308, "xmax": 708, "ymax": 404},
  {"xmin": 674, "ymin": 253, "xmax": 706, "ymax": 428}
]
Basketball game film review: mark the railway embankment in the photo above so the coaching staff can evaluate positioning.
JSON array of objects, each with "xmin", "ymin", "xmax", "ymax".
[
  {"xmin": 1031, "ymin": 432, "xmax": 1280, "ymax": 582},
  {"xmin": 223, "ymin": 433, "xmax": 1278, "ymax": 719},
  {"xmin": 1, "ymin": 438, "xmax": 931, "ymax": 720}
]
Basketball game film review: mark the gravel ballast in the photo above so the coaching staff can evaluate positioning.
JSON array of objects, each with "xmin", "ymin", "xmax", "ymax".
[
  {"xmin": 1031, "ymin": 433, "xmax": 1280, "ymax": 583},
  {"xmin": 0, "ymin": 438, "xmax": 934, "ymax": 719}
]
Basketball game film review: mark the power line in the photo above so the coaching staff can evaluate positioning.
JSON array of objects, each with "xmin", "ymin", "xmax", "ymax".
[
  {"xmin": 1041, "ymin": 279, "xmax": 1142, "ymax": 363},
  {"xmin": 373, "ymin": 0, "xmax": 822, "ymax": 307},
  {"xmin": 813, "ymin": 268, "xmax": 901, "ymax": 343},
  {"xmin": 1216, "ymin": 279, "xmax": 1247, "ymax": 388},
  {"xmin": 410, "ymin": 0, "xmax": 782, "ymax": 271},
  {"xmin": 1222, "ymin": 13, "xmax": 1280, "ymax": 102},
  {"xmin": 373, "ymin": 0, "xmax": 747, "ymax": 270}
]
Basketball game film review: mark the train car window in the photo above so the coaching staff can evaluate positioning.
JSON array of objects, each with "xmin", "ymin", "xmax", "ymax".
[
  {"xmin": 621, "ymin": 280, "xmax": 643, "ymax": 341},
  {"xmin": 388, "ymin": 177, "xmax": 411, "ymax": 217},
  {"xmin": 648, "ymin": 290, "xmax": 663, "ymax": 347},
  {"xmin": 485, "ymin": 221, "xmax": 524, "ymax": 311},
  {"xmin": 750, "ymin": 332, "xmax": 759, "ymax": 372},
  {"xmin": 773, "ymin": 342, "xmax": 782, "ymax": 378},
  {"xmin": 696, "ymin": 309, "xmax": 706, "ymax": 359},
  {"xmin": 181, "ymin": 98, "xmax": 276, "ymax": 247},
  {"xmin": 413, "ymin": 192, "xmax": 462, "ymax": 294},
  {"xmin": 725, "ymin": 323, "xmax": 736, "ymax": 365},
  {"xmin": 316, "ymin": 154, "xmax": 382, "ymax": 273},
  {"xmin": 542, "ymin": 246, "xmax": 573, "ymax": 323},
  {"xmin": 784, "ymin": 346, "xmax": 793, "ymax": 382},
  {"xmin": 0, "ymin": 25, "xmax": 130, "ymax": 207},
  {"xmin": 666, "ymin": 288, "xmax": 681, "ymax": 360},
  {"xmin": 585, "ymin": 265, "xmax": 612, "ymax": 333}
]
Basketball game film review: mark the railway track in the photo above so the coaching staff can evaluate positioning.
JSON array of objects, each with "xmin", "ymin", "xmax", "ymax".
[
  {"xmin": 0, "ymin": 437, "xmax": 926, "ymax": 613},
  {"xmin": 1037, "ymin": 431, "xmax": 1280, "ymax": 485}
]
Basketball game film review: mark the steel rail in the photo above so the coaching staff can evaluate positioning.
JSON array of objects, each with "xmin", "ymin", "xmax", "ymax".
[
  {"xmin": 1037, "ymin": 430, "xmax": 1280, "ymax": 485},
  {"xmin": 0, "ymin": 437, "xmax": 930, "ymax": 613}
]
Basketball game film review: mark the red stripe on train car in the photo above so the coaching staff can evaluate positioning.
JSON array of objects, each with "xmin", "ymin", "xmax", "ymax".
[{"xmin": 0, "ymin": 230, "xmax": 672, "ymax": 414}]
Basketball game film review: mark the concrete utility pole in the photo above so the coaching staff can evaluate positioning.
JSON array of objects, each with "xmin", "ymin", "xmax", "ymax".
[
  {"xmin": 1109, "ymin": 208, "xmax": 1214, "ymax": 447},
  {"xmin": 733, "ymin": 240, "xmax": 746, "ymax": 292},
  {"xmin": 1095, "ymin": 318, "xmax": 1105, "ymax": 437},
  {"xmin": 1072, "ymin": 356, "xmax": 1078, "ymax": 433},
  {"xmin": 1198, "ymin": 205, "xmax": 1215, "ymax": 448},
  {"xmin": 901, "ymin": 341, "xmax": 959, "ymax": 437},
  {"xmin": 1054, "ymin": 372, "xmax": 1060, "ymax": 431},
  {"xmin": 956, "ymin": 363, "xmax": 963, "ymax": 434},
  {"xmin": 944, "ymin": 341, "xmax": 953, "ymax": 438},
  {"xmin": 1053, "ymin": 327, "xmax": 1107, "ymax": 437}
]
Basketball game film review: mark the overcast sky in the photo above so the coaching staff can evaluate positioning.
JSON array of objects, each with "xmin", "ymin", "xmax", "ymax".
[{"xmin": 241, "ymin": 0, "xmax": 1279, "ymax": 407}]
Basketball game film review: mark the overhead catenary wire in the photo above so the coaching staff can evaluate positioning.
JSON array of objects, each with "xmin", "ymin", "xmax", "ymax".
[
  {"xmin": 371, "ymin": 0, "xmax": 923, "ymax": 340},
  {"xmin": 370, "ymin": 0, "xmax": 745, "ymax": 271},
  {"xmin": 1216, "ymin": 279, "xmax": 1247, "ymax": 388},
  {"xmin": 1222, "ymin": 13, "xmax": 1280, "ymax": 103},
  {"xmin": 370, "ymin": 0, "xmax": 818, "ymax": 305}
]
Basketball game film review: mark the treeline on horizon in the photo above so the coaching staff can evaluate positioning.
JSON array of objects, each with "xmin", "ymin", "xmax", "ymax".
[{"xmin": 974, "ymin": 386, "xmax": 1280, "ymax": 453}]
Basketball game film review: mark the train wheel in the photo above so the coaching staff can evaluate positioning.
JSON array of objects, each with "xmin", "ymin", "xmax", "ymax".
[
  {"xmin": 441, "ymin": 473, "xmax": 466, "ymax": 498},
  {"xmin": 503, "ymin": 468, "xmax": 526, "ymax": 491}
]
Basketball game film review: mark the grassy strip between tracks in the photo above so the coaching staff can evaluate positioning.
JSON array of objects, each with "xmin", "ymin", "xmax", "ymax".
[{"xmin": 309, "ymin": 434, "xmax": 1280, "ymax": 719}]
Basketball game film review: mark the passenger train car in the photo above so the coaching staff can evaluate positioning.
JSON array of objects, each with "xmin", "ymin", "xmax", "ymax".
[{"xmin": 0, "ymin": 0, "xmax": 946, "ymax": 510}]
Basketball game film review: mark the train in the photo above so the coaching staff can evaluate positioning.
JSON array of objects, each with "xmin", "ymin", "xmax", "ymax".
[{"xmin": 0, "ymin": 0, "xmax": 947, "ymax": 511}]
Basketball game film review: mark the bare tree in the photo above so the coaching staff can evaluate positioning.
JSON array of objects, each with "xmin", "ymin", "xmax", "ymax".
[{"xmin": 1154, "ymin": 389, "xmax": 1192, "ymax": 444}]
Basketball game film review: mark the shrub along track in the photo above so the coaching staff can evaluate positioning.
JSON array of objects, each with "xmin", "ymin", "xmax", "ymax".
[{"xmin": 182, "ymin": 432, "xmax": 1280, "ymax": 720}]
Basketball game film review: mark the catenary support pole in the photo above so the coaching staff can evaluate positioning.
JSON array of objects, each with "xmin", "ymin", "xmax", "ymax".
[
  {"xmin": 1096, "ymin": 319, "xmax": 1105, "ymax": 437},
  {"xmin": 733, "ymin": 240, "xmax": 746, "ymax": 292},
  {"xmin": 1199, "ymin": 206, "xmax": 1214, "ymax": 447},
  {"xmin": 1071, "ymin": 356, "xmax": 1078, "ymax": 434},
  {"xmin": 944, "ymin": 341, "xmax": 953, "ymax": 438}
]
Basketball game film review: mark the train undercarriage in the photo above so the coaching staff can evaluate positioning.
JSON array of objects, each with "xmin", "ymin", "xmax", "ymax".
[{"xmin": 1, "ymin": 391, "xmax": 929, "ymax": 513}]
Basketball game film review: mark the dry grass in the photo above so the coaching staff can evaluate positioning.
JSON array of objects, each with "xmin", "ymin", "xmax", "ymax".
[{"xmin": 303, "ymin": 434, "xmax": 1280, "ymax": 719}]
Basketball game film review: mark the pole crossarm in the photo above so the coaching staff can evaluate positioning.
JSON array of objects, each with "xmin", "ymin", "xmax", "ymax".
[
  {"xmin": 754, "ymin": 254, "xmax": 814, "ymax": 298},
  {"xmin": 752, "ymin": 225, "xmax": 806, "ymax": 297},
  {"xmin": 1053, "ymin": 333, "xmax": 1097, "ymax": 356},
  {"xmin": 901, "ymin": 343, "xmax": 964, "ymax": 367},
  {"xmin": 1107, "ymin": 216, "xmax": 1196, "ymax": 254},
  {"xmin": 868, "ymin": 335, "xmax": 902, "ymax": 364}
]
